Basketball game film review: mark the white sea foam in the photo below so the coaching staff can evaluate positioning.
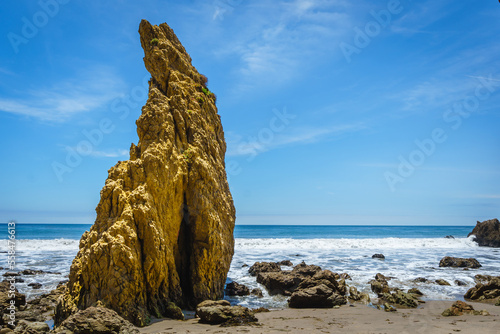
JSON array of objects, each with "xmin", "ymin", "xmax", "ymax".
[
  {"xmin": 0, "ymin": 238, "xmax": 80, "ymax": 252},
  {"xmin": 1, "ymin": 236, "xmax": 498, "ymax": 308},
  {"xmin": 235, "ymin": 236, "xmax": 479, "ymax": 251}
]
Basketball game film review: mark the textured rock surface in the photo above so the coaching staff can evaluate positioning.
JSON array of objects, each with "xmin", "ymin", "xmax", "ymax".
[
  {"xmin": 468, "ymin": 218, "xmax": 500, "ymax": 247},
  {"xmin": 55, "ymin": 19, "xmax": 235, "ymax": 327},
  {"xmin": 195, "ymin": 300, "xmax": 257, "ymax": 325},
  {"xmin": 439, "ymin": 256, "xmax": 481, "ymax": 268},
  {"xmin": 225, "ymin": 282, "xmax": 250, "ymax": 296},
  {"xmin": 442, "ymin": 301, "xmax": 489, "ymax": 316},
  {"xmin": 464, "ymin": 276, "xmax": 500, "ymax": 301},
  {"xmin": 54, "ymin": 306, "xmax": 139, "ymax": 333},
  {"xmin": 288, "ymin": 284, "xmax": 346, "ymax": 308}
]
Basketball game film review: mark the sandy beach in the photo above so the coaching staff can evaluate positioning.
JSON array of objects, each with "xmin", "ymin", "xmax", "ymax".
[{"xmin": 140, "ymin": 300, "xmax": 499, "ymax": 334}]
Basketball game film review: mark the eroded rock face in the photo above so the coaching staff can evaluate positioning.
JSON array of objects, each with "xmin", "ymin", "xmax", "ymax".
[
  {"xmin": 468, "ymin": 218, "xmax": 500, "ymax": 247},
  {"xmin": 56, "ymin": 19, "xmax": 235, "ymax": 327},
  {"xmin": 464, "ymin": 276, "xmax": 500, "ymax": 301}
]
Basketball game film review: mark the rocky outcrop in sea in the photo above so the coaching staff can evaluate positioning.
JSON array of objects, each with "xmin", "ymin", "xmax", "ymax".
[
  {"xmin": 468, "ymin": 218, "xmax": 500, "ymax": 247},
  {"xmin": 55, "ymin": 19, "xmax": 235, "ymax": 327}
]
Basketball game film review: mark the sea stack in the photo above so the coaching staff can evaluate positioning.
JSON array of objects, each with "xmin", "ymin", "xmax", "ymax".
[
  {"xmin": 55, "ymin": 20, "xmax": 236, "ymax": 326},
  {"xmin": 468, "ymin": 218, "xmax": 500, "ymax": 247}
]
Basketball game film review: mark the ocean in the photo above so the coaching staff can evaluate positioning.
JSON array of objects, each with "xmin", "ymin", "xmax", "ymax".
[{"xmin": 1, "ymin": 224, "xmax": 499, "ymax": 309}]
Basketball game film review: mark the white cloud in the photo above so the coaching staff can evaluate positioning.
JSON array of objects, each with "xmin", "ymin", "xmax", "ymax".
[
  {"xmin": 227, "ymin": 122, "xmax": 365, "ymax": 157},
  {"xmin": 0, "ymin": 66, "xmax": 125, "ymax": 122},
  {"xmin": 211, "ymin": 0, "xmax": 352, "ymax": 91},
  {"xmin": 90, "ymin": 149, "xmax": 129, "ymax": 158}
]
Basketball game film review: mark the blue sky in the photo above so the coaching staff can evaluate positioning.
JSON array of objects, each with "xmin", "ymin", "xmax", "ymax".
[{"xmin": 0, "ymin": 0, "xmax": 499, "ymax": 225}]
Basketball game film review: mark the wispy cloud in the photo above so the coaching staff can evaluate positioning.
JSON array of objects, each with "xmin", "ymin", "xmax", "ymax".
[
  {"xmin": 0, "ymin": 66, "xmax": 125, "ymax": 122},
  {"xmin": 211, "ymin": 0, "xmax": 351, "ymax": 91},
  {"xmin": 90, "ymin": 149, "xmax": 129, "ymax": 158},
  {"xmin": 227, "ymin": 122, "xmax": 365, "ymax": 157}
]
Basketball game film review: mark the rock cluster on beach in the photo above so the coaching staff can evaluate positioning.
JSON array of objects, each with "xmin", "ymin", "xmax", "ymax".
[
  {"xmin": 248, "ymin": 261, "xmax": 350, "ymax": 308},
  {"xmin": 468, "ymin": 218, "xmax": 500, "ymax": 247},
  {"xmin": 55, "ymin": 19, "xmax": 235, "ymax": 327}
]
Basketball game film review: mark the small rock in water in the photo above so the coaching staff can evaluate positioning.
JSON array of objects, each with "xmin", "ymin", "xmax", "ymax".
[
  {"xmin": 412, "ymin": 277, "xmax": 430, "ymax": 283},
  {"xmin": 439, "ymin": 256, "xmax": 482, "ymax": 268},
  {"xmin": 278, "ymin": 260, "xmax": 293, "ymax": 266},
  {"xmin": 445, "ymin": 235, "xmax": 455, "ymax": 239},
  {"xmin": 372, "ymin": 254, "xmax": 385, "ymax": 260},
  {"xmin": 435, "ymin": 279, "xmax": 451, "ymax": 286},
  {"xmin": 408, "ymin": 288, "xmax": 424, "ymax": 296},
  {"xmin": 251, "ymin": 288, "xmax": 264, "ymax": 298},
  {"xmin": 225, "ymin": 281, "xmax": 250, "ymax": 296},
  {"xmin": 28, "ymin": 283, "xmax": 42, "ymax": 289},
  {"xmin": 241, "ymin": 264, "xmax": 248, "ymax": 268},
  {"xmin": 454, "ymin": 280, "xmax": 467, "ymax": 286}
]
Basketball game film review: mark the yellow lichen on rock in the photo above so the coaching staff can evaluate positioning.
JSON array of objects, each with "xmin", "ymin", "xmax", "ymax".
[{"xmin": 55, "ymin": 19, "xmax": 235, "ymax": 327}]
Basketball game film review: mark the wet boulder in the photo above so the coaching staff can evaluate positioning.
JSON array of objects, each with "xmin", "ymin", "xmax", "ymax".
[
  {"xmin": 225, "ymin": 282, "xmax": 250, "ymax": 296},
  {"xmin": 248, "ymin": 262, "xmax": 281, "ymax": 277},
  {"xmin": 439, "ymin": 256, "xmax": 481, "ymax": 268},
  {"xmin": 468, "ymin": 218, "xmax": 500, "ymax": 247},
  {"xmin": 464, "ymin": 276, "xmax": 500, "ymax": 301}
]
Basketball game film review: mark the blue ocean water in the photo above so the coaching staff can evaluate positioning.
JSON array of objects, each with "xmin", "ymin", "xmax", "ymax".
[
  {"xmin": 0, "ymin": 223, "xmax": 473, "ymax": 240},
  {"xmin": 1, "ymin": 223, "xmax": 498, "ymax": 309}
]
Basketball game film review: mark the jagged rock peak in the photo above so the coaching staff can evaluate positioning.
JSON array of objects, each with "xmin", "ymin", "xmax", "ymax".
[{"xmin": 55, "ymin": 19, "xmax": 236, "ymax": 327}]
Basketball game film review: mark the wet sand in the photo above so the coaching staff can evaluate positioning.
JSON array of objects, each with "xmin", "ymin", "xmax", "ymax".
[{"xmin": 139, "ymin": 300, "xmax": 499, "ymax": 334}]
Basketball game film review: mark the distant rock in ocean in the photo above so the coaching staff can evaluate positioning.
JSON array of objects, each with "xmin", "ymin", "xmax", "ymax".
[
  {"xmin": 55, "ymin": 19, "xmax": 235, "ymax": 327},
  {"xmin": 468, "ymin": 218, "xmax": 500, "ymax": 247}
]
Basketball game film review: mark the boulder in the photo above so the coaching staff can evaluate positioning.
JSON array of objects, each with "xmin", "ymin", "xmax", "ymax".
[
  {"xmin": 468, "ymin": 218, "xmax": 500, "ymax": 247},
  {"xmin": 250, "ymin": 288, "xmax": 263, "ymax": 298},
  {"xmin": 0, "ymin": 281, "xmax": 26, "ymax": 308},
  {"xmin": 348, "ymin": 286, "xmax": 370, "ymax": 303},
  {"xmin": 380, "ymin": 290, "xmax": 418, "ymax": 308},
  {"xmin": 55, "ymin": 19, "xmax": 236, "ymax": 327},
  {"xmin": 370, "ymin": 274, "xmax": 390, "ymax": 297},
  {"xmin": 256, "ymin": 271, "xmax": 303, "ymax": 296},
  {"xmin": 464, "ymin": 276, "xmax": 500, "ymax": 301},
  {"xmin": 435, "ymin": 279, "xmax": 451, "ymax": 286},
  {"xmin": 248, "ymin": 262, "xmax": 281, "ymax": 277},
  {"xmin": 412, "ymin": 277, "xmax": 430, "ymax": 283},
  {"xmin": 195, "ymin": 300, "xmax": 257, "ymax": 325},
  {"xmin": 54, "ymin": 306, "xmax": 139, "ymax": 333},
  {"xmin": 439, "ymin": 256, "xmax": 481, "ymax": 268},
  {"xmin": 442, "ymin": 300, "xmax": 489, "ymax": 316},
  {"xmin": 408, "ymin": 288, "xmax": 424, "ymax": 296},
  {"xmin": 278, "ymin": 260, "xmax": 293, "ymax": 266},
  {"xmin": 372, "ymin": 254, "xmax": 385, "ymax": 259},
  {"xmin": 288, "ymin": 284, "xmax": 346, "ymax": 308},
  {"xmin": 13, "ymin": 320, "xmax": 50, "ymax": 333},
  {"xmin": 256, "ymin": 263, "xmax": 347, "ymax": 302},
  {"xmin": 225, "ymin": 282, "xmax": 250, "ymax": 296},
  {"xmin": 292, "ymin": 261, "xmax": 322, "ymax": 276}
]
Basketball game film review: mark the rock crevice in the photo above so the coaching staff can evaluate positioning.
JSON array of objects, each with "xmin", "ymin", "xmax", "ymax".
[{"xmin": 55, "ymin": 19, "xmax": 235, "ymax": 327}]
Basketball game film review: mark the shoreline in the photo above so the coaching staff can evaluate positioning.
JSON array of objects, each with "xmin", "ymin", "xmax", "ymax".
[{"xmin": 140, "ymin": 300, "xmax": 499, "ymax": 333}]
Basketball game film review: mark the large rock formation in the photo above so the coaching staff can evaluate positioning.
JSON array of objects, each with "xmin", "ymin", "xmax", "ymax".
[
  {"xmin": 55, "ymin": 19, "xmax": 235, "ymax": 327},
  {"xmin": 468, "ymin": 218, "xmax": 500, "ymax": 247}
]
